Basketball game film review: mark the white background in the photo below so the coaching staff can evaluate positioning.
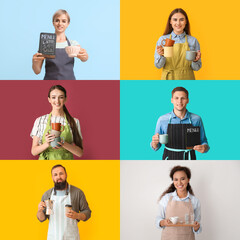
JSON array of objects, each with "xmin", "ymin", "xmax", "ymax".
[{"xmin": 121, "ymin": 161, "xmax": 240, "ymax": 240}]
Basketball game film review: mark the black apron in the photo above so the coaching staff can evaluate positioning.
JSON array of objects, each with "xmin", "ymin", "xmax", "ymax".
[
  {"xmin": 44, "ymin": 38, "xmax": 76, "ymax": 80},
  {"xmin": 162, "ymin": 115, "xmax": 197, "ymax": 160}
]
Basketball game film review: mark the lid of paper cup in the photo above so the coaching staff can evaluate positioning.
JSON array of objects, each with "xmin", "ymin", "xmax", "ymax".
[{"xmin": 65, "ymin": 204, "xmax": 72, "ymax": 207}]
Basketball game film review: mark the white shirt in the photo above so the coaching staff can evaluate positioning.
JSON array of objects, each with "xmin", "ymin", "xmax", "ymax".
[
  {"xmin": 30, "ymin": 114, "xmax": 82, "ymax": 144},
  {"xmin": 156, "ymin": 190, "xmax": 202, "ymax": 233}
]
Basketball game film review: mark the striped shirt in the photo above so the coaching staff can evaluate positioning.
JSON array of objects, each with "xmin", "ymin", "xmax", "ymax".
[{"xmin": 30, "ymin": 114, "xmax": 82, "ymax": 144}]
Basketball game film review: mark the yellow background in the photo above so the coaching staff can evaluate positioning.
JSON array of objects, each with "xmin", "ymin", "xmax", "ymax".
[
  {"xmin": 121, "ymin": 0, "xmax": 240, "ymax": 80},
  {"xmin": 1, "ymin": 160, "xmax": 120, "ymax": 240}
]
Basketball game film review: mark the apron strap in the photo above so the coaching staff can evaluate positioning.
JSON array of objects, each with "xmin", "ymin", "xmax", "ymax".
[
  {"xmin": 168, "ymin": 114, "xmax": 172, "ymax": 124},
  {"xmin": 66, "ymin": 38, "xmax": 71, "ymax": 46},
  {"xmin": 165, "ymin": 146, "xmax": 192, "ymax": 160}
]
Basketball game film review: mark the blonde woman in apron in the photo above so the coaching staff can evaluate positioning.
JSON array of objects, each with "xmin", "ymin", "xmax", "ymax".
[
  {"xmin": 32, "ymin": 9, "xmax": 88, "ymax": 80},
  {"xmin": 156, "ymin": 166, "xmax": 201, "ymax": 240},
  {"xmin": 154, "ymin": 8, "xmax": 202, "ymax": 80},
  {"xmin": 31, "ymin": 85, "xmax": 83, "ymax": 160}
]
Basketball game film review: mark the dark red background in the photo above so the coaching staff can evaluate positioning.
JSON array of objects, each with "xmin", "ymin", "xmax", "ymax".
[{"xmin": 0, "ymin": 81, "xmax": 119, "ymax": 160}]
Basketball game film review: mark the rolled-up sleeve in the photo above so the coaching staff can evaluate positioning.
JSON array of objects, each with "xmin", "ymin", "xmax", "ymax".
[
  {"xmin": 191, "ymin": 38, "xmax": 202, "ymax": 71},
  {"xmin": 154, "ymin": 36, "xmax": 166, "ymax": 69},
  {"xmin": 79, "ymin": 191, "xmax": 91, "ymax": 221},
  {"xmin": 193, "ymin": 199, "xmax": 202, "ymax": 234},
  {"xmin": 155, "ymin": 202, "xmax": 166, "ymax": 229},
  {"xmin": 198, "ymin": 117, "xmax": 210, "ymax": 152}
]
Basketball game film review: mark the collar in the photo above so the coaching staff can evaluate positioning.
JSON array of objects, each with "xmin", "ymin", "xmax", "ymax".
[
  {"xmin": 171, "ymin": 109, "xmax": 190, "ymax": 120},
  {"xmin": 172, "ymin": 190, "xmax": 192, "ymax": 200},
  {"xmin": 171, "ymin": 31, "xmax": 186, "ymax": 39}
]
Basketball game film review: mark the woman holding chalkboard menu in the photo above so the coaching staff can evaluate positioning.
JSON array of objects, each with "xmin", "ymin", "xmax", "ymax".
[{"xmin": 32, "ymin": 9, "xmax": 88, "ymax": 80}]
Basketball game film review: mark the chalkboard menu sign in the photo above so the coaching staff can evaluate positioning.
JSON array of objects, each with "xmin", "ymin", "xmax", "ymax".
[
  {"xmin": 185, "ymin": 127, "xmax": 201, "ymax": 149},
  {"xmin": 39, "ymin": 33, "xmax": 56, "ymax": 58}
]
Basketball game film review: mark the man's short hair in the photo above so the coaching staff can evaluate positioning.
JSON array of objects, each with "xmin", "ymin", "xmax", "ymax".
[
  {"xmin": 51, "ymin": 164, "xmax": 67, "ymax": 174},
  {"xmin": 171, "ymin": 87, "xmax": 189, "ymax": 98}
]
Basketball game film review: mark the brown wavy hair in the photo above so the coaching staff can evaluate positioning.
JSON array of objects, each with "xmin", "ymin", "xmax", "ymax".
[
  {"xmin": 159, "ymin": 165, "xmax": 194, "ymax": 200},
  {"xmin": 48, "ymin": 85, "xmax": 83, "ymax": 149},
  {"xmin": 163, "ymin": 8, "xmax": 191, "ymax": 36}
]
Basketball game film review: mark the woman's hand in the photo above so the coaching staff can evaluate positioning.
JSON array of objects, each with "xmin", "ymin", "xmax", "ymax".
[
  {"xmin": 157, "ymin": 45, "xmax": 164, "ymax": 56},
  {"xmin": 193, "ymin": 221, "xmax": 200, "ymax": 231},
  {"xmin": 193, "ymin": 50, "xmax": 201, "ymax": 62},
  {"xmin": 45, "ymin": 133, "xmax": 55, "ymax": 145},
  {"xmin": 32, "ymin": 136, "xmax": 51, "ymax": 156},
  {"xmin": 151, "ymin": 133, "xmax": 159, "ymax": 149},
  {"xmin": 33, "ymin": 53, "xmax": 45, "ymax": 62},
  {"xmin": 32, "ymin": 53, "xmax": 45, "ymax": 74},
  {"xmin": 193, "ymin": 144, "xmax": 208, "ymax": 153},
  {"xmin": 77, "ymin": 48, "xmax": 88, "ymax": 62},
  {"xmin": 53, "ymin": 139, "xmax": 64, "ymax": 149},
  {"xmin": 160, "ymin": 219, "xmax": 171, "ymax": 227}
]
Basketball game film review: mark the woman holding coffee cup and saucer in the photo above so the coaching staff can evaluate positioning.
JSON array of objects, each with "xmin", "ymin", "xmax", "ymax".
[
  {"xmin": 154, "ymin": 8, "xmax": 201, "ymax": 80},
  {"xmin": 156, "ymin": 166, "xmax": 201, "ymax": 240},
  {"xmin": 32, "ymin": 9, "xmax": 88, "ymax": 80},
  {"xmin": 30, "ymin": 85, "xmax": 83, "ymax": 160}
]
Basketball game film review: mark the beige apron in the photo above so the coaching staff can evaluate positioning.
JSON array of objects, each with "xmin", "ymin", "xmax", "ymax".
[
  {"xmin": 161, "ymin": 35, "xmax": 195, "ymax": 80},
  {"xmin": 161, "ymin": 196, "xmax": 195, "ymax": 240}
]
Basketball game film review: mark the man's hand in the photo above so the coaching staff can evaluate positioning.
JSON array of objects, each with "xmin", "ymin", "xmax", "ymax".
[
  {"xmin": 152, "ymin": 133, "xmax": 159, "ymax": 149},
  {"xmin": 66, "ymin": 210, "xmax": 86, "ymax": 221},
  {"xmin": 38, "ymin": 201, "xmax": 46, "ymax": 212},
  {"xmin": 193, "ymin": 144, "xmax": 208, "ymax": 153}
]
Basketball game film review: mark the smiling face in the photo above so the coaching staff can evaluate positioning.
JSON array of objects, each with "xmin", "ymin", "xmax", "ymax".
[
  {"xmin": 173, "ymin": 170, "xmax": 189, "ymax": 194},
  {"xmin": 53, "ymin": 14, "xmax": 69, "ymax": 34},
  {"xmin": 170, "ymin": 12, "xmax": 187, "ymax": 35},
  {"xmin": 171, "ymin": 91, "xmax": 189, "ymax": 112},
  {"xmin": 48, "ymin": 89, "xmax": 66, "ymax": 111}
]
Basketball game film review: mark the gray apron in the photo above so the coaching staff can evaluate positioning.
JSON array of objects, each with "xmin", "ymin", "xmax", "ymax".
[{"xmin": 44, "ymin": 38, "xmax": 76, "ymax": 80}]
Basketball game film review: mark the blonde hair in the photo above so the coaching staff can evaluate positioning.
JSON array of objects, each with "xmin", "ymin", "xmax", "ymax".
[{"xmin": 52, "ymin": 9, "xmax": 70, "ymax": 23}]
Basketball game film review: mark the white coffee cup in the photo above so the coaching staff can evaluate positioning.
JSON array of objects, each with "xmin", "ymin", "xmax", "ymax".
[
  {"xmin": 169, "ymin": 216, "xmax": 179, "ymax": 224},
  {"xmin": 159, "ymin": 134, "xmax": 168, "ymax": 144},
  {"xmin": 164, "ymin": 46, "xmax": 173, "ymax": 57}
]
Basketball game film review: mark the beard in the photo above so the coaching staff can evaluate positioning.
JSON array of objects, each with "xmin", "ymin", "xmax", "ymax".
[{"xmin": 54, "ymin": 180, "xmax": 67, "ymax": 190}]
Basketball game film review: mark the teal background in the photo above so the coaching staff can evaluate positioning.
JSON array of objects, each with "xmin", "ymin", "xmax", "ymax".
[
  {"xmin": 0, "ymin": 0, "xmax": 119, "ymax": 80},
  {"xmin": 120, "ymin": 80, "xmax": 239, "ymax": 160}
]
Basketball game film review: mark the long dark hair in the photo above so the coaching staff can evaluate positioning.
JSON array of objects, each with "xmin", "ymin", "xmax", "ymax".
[
  {"xmin": 163, "ymin": 8, "xmax": 191, "ymax": 35},
  {"xmin": 160, "ymin": 165, "xmax": 194, "ymax": 200},
  {"xmin": 48, "ymin": 85, "xmax": 83, "ymax": 149}
]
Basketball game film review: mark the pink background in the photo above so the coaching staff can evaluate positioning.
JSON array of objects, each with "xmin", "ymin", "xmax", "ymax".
[{"xmin": 0, "ymin": 81, "xmax": 120, "ymax": 160}]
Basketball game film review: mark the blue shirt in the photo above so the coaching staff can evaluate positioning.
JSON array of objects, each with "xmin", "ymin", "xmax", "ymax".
[
  {"xmin": 154, "ymin": 31, "xmax": 202, "ymax": 71},
  {"xmin": 152, "ymin": 110, "xmax": 209, "ymax": 151},
  {"xmin": 155, "ymin": 191, "xmax": 202, "ymax": 234}
]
